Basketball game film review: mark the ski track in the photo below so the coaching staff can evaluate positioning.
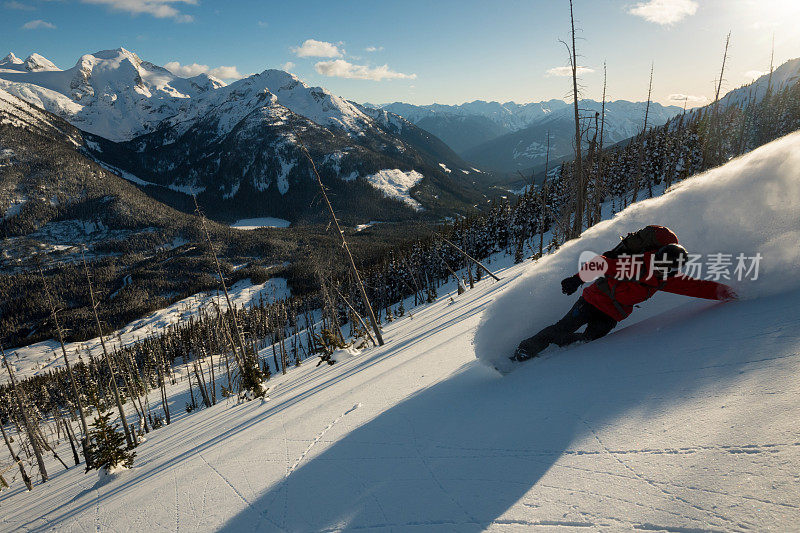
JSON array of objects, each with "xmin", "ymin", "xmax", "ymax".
[
  {"xmin": 576, "ymin": 413, "xmax": 741, "ymax": 531},
  {"xmin": 284, "ymin": 403, "xmax": 360, "ymax": 479}
]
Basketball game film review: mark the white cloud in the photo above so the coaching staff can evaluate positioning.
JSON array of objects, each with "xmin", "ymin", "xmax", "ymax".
[
  {"xmin": 291, "ymin": 39, "xmax": 342, "ymax": 58},
  {"xmin": 4, "ymin": 1, "xmax": 35, "ymax": 10},
  {"xmin": 164, "ymin": 61, "xmax": 243, "ymax": 80},
  {"xmin": 281, "ymin": 61, "xmax": 295, "ymax": 72},
  {"xmin": 667, "ymin": 93, "xmax": 708, "ymax": 105},
  {"xmin": 546, "ymin": 65, "xmax": 594, "ymax": 77},
  {"xmin": 81, "ymin": 0, "xmax": 196, "ymax": 23},
  {"xmin": 365, "ymin": 46, "xmax": 383, "ymax": 53},
  {"xmin": 21, "ymin": 19, "xmax": 56, "ymax": 29},
  {"xmin": 743, "ymin": 70, "xmax": 766, "ymax": 82},
  {"xmin": 628, "ymin": 0, "xmax": 698, "ymax": 25},
  {"xmin": 314, "ymin": 59, "xmax": 416, "ymax": 81},
  {"xmin": 257, "ymin": 20, "xmax": 267, "ymax": 27}
]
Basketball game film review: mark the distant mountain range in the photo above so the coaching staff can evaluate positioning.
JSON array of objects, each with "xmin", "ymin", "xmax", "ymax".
[
  {"xmin": 373, "ymin": 99, "xmax": 683, "ymax": 173},
  {"xmin": 0, "ymin": 49, "xmax": 496, "ymax": 224}
]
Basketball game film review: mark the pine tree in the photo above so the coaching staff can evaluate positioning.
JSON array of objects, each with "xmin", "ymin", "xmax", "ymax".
[{"xmin": 86, "ymin": 411, "xmax": 135, "ymax": 473}]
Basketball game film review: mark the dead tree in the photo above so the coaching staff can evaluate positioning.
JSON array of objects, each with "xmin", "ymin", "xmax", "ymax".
[
  {"xmin": 565, "ymin": 0, "xmax": 585, "ymax": 238},
  {"xmin": 539, "ymin": 131, "xmax": 551, "ymax": 257},
  {"xmin": 1, "ymin": 345, "xmax": 47, "ymax": 483},
  {"xmin": 632, "ymin": 62, "xmax": 654, "ymax": 203},
  {"xmin": 441, "ymin": 238, "xmax": 500, "ymax": 281},
  {"xmin": 707, "ymin": 31, "xmax": 731, "ymax": 166},
  {"xmin": 39, "ymin": 267, "xmax": 91, "ymax": 466},
  {"xmin": 193, "ymin": 198, "xmax": 260, "ymax": 396},
  {"xmin": 81, "ymin": 254, "xmax": 135, "ymax": 448},
  {"xmin": 594, "ymin": 61, "xmax": 607, "ymax": 223},
  {"xmin": 0, "ymin": 422, "xmax": 32, "ymax": 491},
  {"xmin": 291, "ymin": 125, "xmax": 384, "ymax": 346}
]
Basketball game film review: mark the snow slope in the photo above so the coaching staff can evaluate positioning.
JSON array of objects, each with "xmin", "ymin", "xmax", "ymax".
[
  {"xmin": 5, "ymin": 278, "xmax": 290, "ymax": 382},
  {"xmin": 1, "ymin": 133, "xmax": 799, "ymax": 531},
  {"xmin": 476, "ymin": 129, "xmax": 800, "ymax": 368}
]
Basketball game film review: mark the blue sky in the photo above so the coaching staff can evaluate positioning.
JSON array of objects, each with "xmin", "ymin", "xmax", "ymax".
[{"xmin": 2, "ymin": 0, "xmax": 799, "ymax": 107}]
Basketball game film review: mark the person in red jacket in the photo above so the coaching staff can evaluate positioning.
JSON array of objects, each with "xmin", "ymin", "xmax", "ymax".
[{"xmin": 512, "ymin": 230, "xmax": 737, "ymax": 361}]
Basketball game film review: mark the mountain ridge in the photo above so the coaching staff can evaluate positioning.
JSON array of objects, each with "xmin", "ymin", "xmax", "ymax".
[{"xmin": 0, "ymin": 48, "xmax": 497, "ymax": 224}]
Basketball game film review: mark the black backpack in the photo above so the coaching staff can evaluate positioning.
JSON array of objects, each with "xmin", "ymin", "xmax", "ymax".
[{"xmin": 603, "ymin": 225, "xmax": 676, "ymax": 258}]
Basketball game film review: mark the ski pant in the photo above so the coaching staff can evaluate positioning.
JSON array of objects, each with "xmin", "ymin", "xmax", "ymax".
[{"xmin": 517, "ymin": 297, "xmax": 617, "ymax": 357}]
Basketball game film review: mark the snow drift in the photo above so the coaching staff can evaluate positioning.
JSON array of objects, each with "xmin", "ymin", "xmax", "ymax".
[{"xmin": 475, "ymin": 130, "xmax": 800, "ymax": 367}]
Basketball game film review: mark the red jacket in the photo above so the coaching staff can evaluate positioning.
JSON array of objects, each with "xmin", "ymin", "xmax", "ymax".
[{"xmin": 582, "ymin": 252, "xmax": 736, "ymax": 321}]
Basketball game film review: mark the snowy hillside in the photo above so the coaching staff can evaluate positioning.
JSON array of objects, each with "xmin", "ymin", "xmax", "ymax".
[
  {"xmin": 478, "ymin": 129, "xmax": 800, "ymax": 371},
  {"xmin": 718, "ymin": 57, "xmax": 800, "ymax": 108},
  {"xmin": 5, "ymin": 278, "xmax": 290, "ymax": 382},
  {"xmin": 2, "ymin": 131, "xmax": 799, "ymax": 531},
  {"xmin": 0, "ymin": 86, "xmax": 82, "ymax": 144}
]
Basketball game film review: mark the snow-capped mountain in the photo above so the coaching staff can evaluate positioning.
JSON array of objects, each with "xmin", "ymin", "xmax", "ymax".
[
  {"xmin": 0, "ymin": 48, "xmax": 386, "ymax": 143},
  {"xmin": 0, "ymin": 48, "xmax": 229, "ymax": 141},
  {"xmin": 379, "ymin": 98, "xmax": 683, "ymax": 172},
  {"xmin": 0, "ymin": 52, "xmax": 61, "ymax": 73},
  {"xmin": 377, "ymin": 99, "xmax": 570, "ymax": 132},
  {"xmin": 0, "ymin": 48, "xmax": 492, "ymax": 224}
]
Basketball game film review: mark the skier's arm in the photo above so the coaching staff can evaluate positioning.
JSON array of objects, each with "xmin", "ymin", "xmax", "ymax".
[
  {"xmin": 661, "ymin": 276, "xmax": 738, "ymax": 301},
  {"xmin": 566, "ymin": 255, "xmax": 624, "ymax": 294}
]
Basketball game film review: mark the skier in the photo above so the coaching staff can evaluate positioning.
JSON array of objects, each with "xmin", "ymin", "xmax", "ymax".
[{"xmin": 512, "ymin": 225, "xmax": 737, "ymax": 361}]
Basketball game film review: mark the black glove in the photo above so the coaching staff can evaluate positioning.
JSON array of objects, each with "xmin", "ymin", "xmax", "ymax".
[{"xmin": 561, "ymin": 274, "xmax": 583, "ymax": 295}]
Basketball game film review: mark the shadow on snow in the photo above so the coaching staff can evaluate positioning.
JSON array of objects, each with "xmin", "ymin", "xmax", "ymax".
[{"xmin": 217, "ymin": 290, "xmax": 800, "ymax": 531}]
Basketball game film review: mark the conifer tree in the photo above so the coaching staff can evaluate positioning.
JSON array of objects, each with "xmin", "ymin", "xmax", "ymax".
[{"xmin": 86, "ymin": 410, "xmax": 136, "ymax": 473}]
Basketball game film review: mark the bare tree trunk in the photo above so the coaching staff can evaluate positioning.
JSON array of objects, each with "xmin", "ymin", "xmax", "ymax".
[
  {"xmin": 0, "ymin": 422, "xmax": 32, "ymax": 491},
  {"xmin": 81, "ymin": 254, "xmax": 135, "ymax": 448},
  {"xmin": 595, "ymin": 62, "xmax": 607, "ymax": 223},
  {"xmin": 332, "ymin": 285, "xmax": 376, "ymax": 346},
  {"xmin": 540, "ymin": 131, "xmax": 551, "ymax": 257},
  {"xmin": 116, "ymin": 349, "xmax": 148, "ymax": 434},
  {"xmin": 567, "ymin": 0, "xmax": 585, "ymax": 238},
  {"xmin": 156, "ymin": 348, "xmax": 171, "ymax": 424},
  {"xmin": 1, "ymin": 345, "xmax": 47, "ymax": 482},
  {"xmin": 707, "ymin": 31, "xmax": 731, "ymax": 166},
  {"xmin": 193, "ymin": 198, "xmax": 254, "ymax": 391},
  {"xmin": 441, "ymin": 238, "xmax": 499, "ymax": 281},
  {"xmin": 39, "ymin": 268, "xmax": 90, "ymax": 466},
  {"xmin": 62, "ymin": 415, "xmax": 80, "ymax": 466},
  {"xmin": 292, "ymin": 127, "xmax": 384, "ymax": 346},
  {"xmin": 632, "ymin": 62, "xmax": 654, "ymax": 203}
]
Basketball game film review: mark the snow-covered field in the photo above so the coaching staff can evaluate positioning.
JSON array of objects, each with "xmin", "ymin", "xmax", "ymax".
[
  {"xmin": 2, "ymin": 133, "xmax": 800, "ymax": 531},
  {"xmin": 231, "ymin": 218, "xmax": 292, "ymax": 230},
  {"xmin": 5, "ymin": 277, "xmax": 290, "ymax": 381},
  {"xmin": 363, "ymin": 169, "xmax": 424, "ymax": 210}
]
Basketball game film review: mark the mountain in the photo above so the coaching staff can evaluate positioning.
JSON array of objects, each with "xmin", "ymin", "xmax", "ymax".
[
  {"xmin": 380, "ymin": 98, "xmax": 683, "ymax": 173},
  {"xmin": 465, "ymin": 100, "xmax": 682, "ymax": 173},
  {"xmin": 0, "ymin": 49, "xmax": 493, "ymax": 224},
  {"xmin": 1, "ymin": 87, "xmax": 446, "ymax": 346},
  {"xmin": 377, "ymin": 99, "xmax": 570, "ymax": 154}
]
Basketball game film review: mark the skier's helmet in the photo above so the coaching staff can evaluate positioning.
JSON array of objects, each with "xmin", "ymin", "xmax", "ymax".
[{"xmin": 654, "ymin": 243, "xmax": 688, "ymax": 276}]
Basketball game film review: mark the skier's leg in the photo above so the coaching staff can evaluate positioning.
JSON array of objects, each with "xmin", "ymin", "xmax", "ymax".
[
  {"xmin": 581, "ymin": 306, "xmax": 617, "ymax": 342},
  {"xmin": 515, "ymin": 298, "xmax": 589, "ymax": 359}
]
